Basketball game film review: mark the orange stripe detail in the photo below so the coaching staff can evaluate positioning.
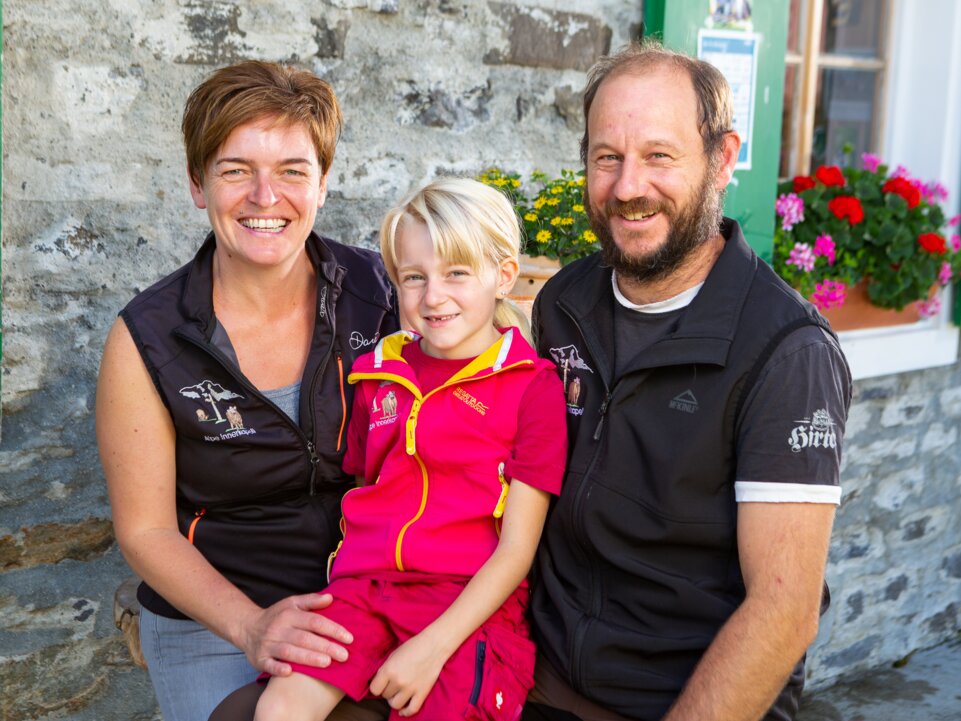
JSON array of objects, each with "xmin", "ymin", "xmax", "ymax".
[
  {"xmin": 187, "ymin": 508, "xmax": 206, "ymax": 545},
  {"xmin": 336, "ymin": 355, "xmax": 347, "ymax": 452}
]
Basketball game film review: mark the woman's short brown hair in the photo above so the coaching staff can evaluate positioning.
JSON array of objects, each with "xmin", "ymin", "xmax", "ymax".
[
  {"xmin": 581, "ymin": 39, "xmax": 734, "ymax": 164},
  {"xmin": 182, "ymin": 60, "xmax": 343, "ymax": 186}
]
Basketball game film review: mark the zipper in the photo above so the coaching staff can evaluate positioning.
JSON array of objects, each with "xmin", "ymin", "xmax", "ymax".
[
  {"xmin": 187, "ymin": 507, "xmax": 206, "ymax": 544},
  {"xmin": 557, "ymin": 305, "xmax": 616, "ymax": 691},
  {"xmin": 469, "ymin": 639, "xmax": 487, "ymax": 705},
  {"xmin": 173, "ymin": 327, "xmax": 334, "ymax": 496},
  {"xmin": 593, "ymin": 392, "xmax": 613, "ymax": 441},
  {"xmin": 307, "ymin": 440, "xmax": 321, "ymax": 495},
  {"xmin": 335, "ymin": 352, "xmax": 346, "ymax": 452},
  {"xmin": 357, "ymin": 358, "xmax": 535, "ymax": 570}
]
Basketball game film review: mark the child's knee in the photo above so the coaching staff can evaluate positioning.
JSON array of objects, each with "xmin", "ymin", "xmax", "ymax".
[{"xmin": 254, "ymin": 675, "xmax": 342, "ymax": 721}]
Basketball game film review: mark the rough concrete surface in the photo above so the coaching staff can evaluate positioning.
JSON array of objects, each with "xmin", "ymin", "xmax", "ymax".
[{"xmin": 798, "ymin": 637, "xmax": 961, "ymax": 721}]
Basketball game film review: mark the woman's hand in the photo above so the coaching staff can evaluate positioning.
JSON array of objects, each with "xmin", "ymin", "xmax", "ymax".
[
  {"xmin": 240, "ymin": 592, "xmax": 354, "ymax": 675},
  {"xmin": 368, "ymin": 631, "xmax": 447, "ymax": 717}
]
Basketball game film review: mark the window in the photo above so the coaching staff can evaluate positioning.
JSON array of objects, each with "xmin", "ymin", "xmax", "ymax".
[{"xmin": 781, "ymin": 0, "xmax": 890, "ymax": 178}]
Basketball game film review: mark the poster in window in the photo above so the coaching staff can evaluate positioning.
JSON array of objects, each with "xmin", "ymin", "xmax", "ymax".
[{"xmin": 697, "ymin": 29, "xmax": 759, "ymax": 170}]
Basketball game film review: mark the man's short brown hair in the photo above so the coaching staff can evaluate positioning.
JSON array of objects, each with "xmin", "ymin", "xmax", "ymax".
[
  {"xmin": 581, "ymin": 39, "xmax": 734, "ymax": 164},
  {"xmin": 182, "ymin": 60, "xmax": 343, "ymax": 186}
]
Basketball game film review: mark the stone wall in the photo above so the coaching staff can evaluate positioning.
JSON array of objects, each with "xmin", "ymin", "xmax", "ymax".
[
  {"xmin": 806, "ymin": 362, "xmax": 961, "ymax": 688},
  {"xmin": 1, "ymin": 1, "xmax": 959, "ymax": 719},
  {"xmin": 0, "ymin": 1, "xmax": 636, "ymax": 718}
]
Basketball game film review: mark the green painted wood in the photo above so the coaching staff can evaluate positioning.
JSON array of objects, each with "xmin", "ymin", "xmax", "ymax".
[{"xmin": 644, "ymin": 0, "xmax": 789, "ymax": 262}]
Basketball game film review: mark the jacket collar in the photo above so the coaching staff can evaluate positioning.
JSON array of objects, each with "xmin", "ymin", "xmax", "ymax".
[
  {"xmin": 558, "ymin": 219, "xmax": 756, "ymax": 371},
  {"xmin": 350, "ymin": 327, "xmax": 536, "ymax": 390},
  {"xmin": 177, "ymin": 231, "xmax": 343, "ymax": 340}
]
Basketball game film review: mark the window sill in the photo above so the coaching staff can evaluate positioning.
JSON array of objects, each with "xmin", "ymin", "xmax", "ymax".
[{"xmin": 837, "ymin": 294, "xmax": 959, "ymax": 380}]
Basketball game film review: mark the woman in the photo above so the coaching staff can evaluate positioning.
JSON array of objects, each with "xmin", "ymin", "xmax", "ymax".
[{"xmin": 96, "ymin": 61, "xmax": 397, "ymax": 721}]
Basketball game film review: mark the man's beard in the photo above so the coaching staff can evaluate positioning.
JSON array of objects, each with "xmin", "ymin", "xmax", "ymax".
[{"xmin": 586, "ymin": 165, "xmax": 723, "ymax": 285}]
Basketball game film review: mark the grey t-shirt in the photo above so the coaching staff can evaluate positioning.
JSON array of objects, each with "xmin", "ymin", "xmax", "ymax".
[{"xmin": 212, "ymin": 319, "xmax": 302, "ymax": 426}]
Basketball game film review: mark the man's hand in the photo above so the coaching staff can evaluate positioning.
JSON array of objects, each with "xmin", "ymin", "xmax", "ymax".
[
  {"xmin": 241, "ymin": 593, "xmax": 353, "ymax": 676},
  {"xmin": 369, "ymin": 632, "xmax": 448, "ymax": 717}
]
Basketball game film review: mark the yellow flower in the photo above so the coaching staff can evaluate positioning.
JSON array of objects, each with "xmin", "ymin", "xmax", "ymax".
[
  {"xmin": 493, "ymin": 178, "xmax": 507, "ymax": 187},
  {"xmin": 562, "ymin": 217, "xmax": 575, "ymax": 225},
  {"xmin": 550, "ymin": 216, "xmax": 562, "ymax": 226},
  {"xmin": 523, "ymin": 212, "xmax": 538, "ymax": 222},
  {"xmin": 511, "ymin": 179, "xmax": 521, "ymax": 188},
  {"xmin": 536, "ymin": 229, "xmax": 552, "ymax": 243},
  {"xmin": 533, "ymin": 197, "xmax": 547, "ymax": 209},
  {"xmin": 550, "ymin": 186, "xmax": 564, "ymax": 194},
  {"xmin": 547, "ymin": 198, "xmax": 561, "ymax": 206},
  {"xmin": 582, "ymin": 229, "xmax": 597, "ymax": 242},
  {"xmin": 573, "ymin": 204, "xmax": 584, "ymax": 213},
  {"xmin": 576, "ymin": 177, "xmax": 585, "ymax": 186}
]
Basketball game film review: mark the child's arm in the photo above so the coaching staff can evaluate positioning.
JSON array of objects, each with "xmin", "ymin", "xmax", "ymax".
[{"xmin": 368, "ymin": 479, "xmax": 550, "ymax": 717}]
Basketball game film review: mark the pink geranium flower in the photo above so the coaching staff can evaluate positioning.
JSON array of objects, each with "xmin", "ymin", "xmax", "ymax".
[
  {"xmin": 923, "ymin": 181, "xmax": 949, "ymax": 204},
  {"xmin": 893, "ymin": 164, "xmax": 912, "ymax": 180},
  {"xmin": 917, "ymin": 296, "xmax": 941, "ymax": 319},
  {"xmin": 811, "ymin": 280, "xmax": 847, "ymax": 311},
  {"xmin": 861, "ymin": 153, "xmax": 880, "ymax": 173},
  {"xmin": 813, "ymin": 234, "xmax": 836, "ymax": 266},
  {"xmin": 788, "ymin": 243, "xmax": 816, "ymax": 272},
  {"xmin": 775, "ymin": 193, "xmax": 805, "ymax": 231},
  {"xmin": 952, "ymin": 234, "xmax": 961, "ymax": 252},
  {"xmin": 939, "ymin": 262, "xmax": 953, "ymax": 286}
]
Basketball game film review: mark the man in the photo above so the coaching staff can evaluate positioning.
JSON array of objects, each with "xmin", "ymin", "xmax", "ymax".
[{"xmin": 523, "ymin": 40, "xmax": 851, "ymax": 721}]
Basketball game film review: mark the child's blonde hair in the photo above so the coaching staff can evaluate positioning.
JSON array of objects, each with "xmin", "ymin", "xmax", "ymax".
[{"xmin": 380, "ymin": 177, "xmax": 531, "ymax": 340}]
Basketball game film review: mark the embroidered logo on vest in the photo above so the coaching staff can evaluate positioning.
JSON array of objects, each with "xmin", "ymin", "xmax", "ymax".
[
  {"xmin": 370, "ymin": 388, "xmax": 399, "ymax": 430},
  {"xmin": 788, "ymin": 408, "xmax": 838, "ymax": 453},
  {"xmin": 453, "ymin": 386, "xmax": 488, "ymax": 416},
  {"xmin": 318, "ymin": 285, "xmax": 328, "ymax": 319},
  {"xmin": 180, "ymin": 380, "xmax": 257, "ymax": 442},
  {"xmin": 548, "ymin": 344, "xmax": 594, "ymax": 374},
  {"xmin": 349, "ymin": 330, "xmax": 379, "ymax": 350},
  {"xmin": 550, "ymin": 345, "xmax": 592, "ymax": 417},
  {"xmin": 669, "ymin": 389, "xmax": 699, "ymax": 413}
]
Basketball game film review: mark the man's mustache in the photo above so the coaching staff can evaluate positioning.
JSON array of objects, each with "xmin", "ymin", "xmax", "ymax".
[{"xmin": 603, "ymin": 196, "xmax": 667, "ymax": 218}]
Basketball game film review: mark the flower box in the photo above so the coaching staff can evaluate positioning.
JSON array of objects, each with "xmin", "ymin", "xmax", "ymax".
[{"xmin": 774, "ymin": 153, "xmax": 960, "ymax": 325}]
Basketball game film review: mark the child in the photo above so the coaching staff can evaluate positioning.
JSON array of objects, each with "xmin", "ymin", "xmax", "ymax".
[{"xmin": 253, "ymin": 178, "xmax": 568, "ymax": 721}]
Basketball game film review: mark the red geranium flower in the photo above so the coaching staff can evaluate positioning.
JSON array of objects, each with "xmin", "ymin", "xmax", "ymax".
[
  {"xmin": 828, "ymin": 195, "xmax": 864, "ymax": 225},
  {"xmin": 918, "ymin": 232, "xmax": 947, "ymax": 254},
  {"xmin": 815, "ymin": 165, "xmax": 845, "ymax": 187},
  {"xmin": 793, "ymin": 175, "xmax": 816, "ymax": 193},
  {"xmin": 882, "ymin": 176, "xmax": 922, "ymax": 209}
]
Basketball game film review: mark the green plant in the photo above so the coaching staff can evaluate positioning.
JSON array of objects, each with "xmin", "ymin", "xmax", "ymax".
[
  {"xmin": 773, "ymin": 151, "xmax": 961, "ymax": 316},
  {"xmin": 478, "ymin": 167, "xmax": 600, "ymax": 265}
]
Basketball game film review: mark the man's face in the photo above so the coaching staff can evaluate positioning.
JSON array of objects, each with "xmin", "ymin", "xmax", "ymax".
[{"xmin": 584, "ymin": 67, "xmax": 724, "ymax": 283}]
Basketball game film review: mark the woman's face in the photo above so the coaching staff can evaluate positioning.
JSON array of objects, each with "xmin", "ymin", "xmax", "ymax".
[{"xmin": 189, "ymin": 117, "xmax": 328, "ymax": 271}]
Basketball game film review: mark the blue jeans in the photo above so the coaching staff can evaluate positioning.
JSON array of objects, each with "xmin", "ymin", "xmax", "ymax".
[{"xmin": 139, "ymin": 606, "xmax": 259, "ymax": 721}]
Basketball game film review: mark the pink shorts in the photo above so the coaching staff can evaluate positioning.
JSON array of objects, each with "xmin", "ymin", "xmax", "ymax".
[{"xmin": 288, "ymin": 573, "xmax": 535, "ymax": 721}]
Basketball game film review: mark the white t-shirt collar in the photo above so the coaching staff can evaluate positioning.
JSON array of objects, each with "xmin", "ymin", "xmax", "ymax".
[{"xmin": 611, "ymin": 270, "xmax": 704, "ymax": 313}]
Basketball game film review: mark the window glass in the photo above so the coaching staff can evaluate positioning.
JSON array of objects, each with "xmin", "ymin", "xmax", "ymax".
[
  {"xmin": 780, "ymin": 0, "xmax": 887, "ymax": 176},
  {"xmin": 811, "ymin": 68, "xmax": 881, "ymax": 168},
  {"xmin": 820, "ymin": 0, "xmax": 885, "ymax": 58}
]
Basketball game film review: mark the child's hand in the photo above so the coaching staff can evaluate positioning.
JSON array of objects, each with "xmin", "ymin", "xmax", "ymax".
[{"xmin": 369, "ymin": 632, "xmax": 448, "ymax": 717}]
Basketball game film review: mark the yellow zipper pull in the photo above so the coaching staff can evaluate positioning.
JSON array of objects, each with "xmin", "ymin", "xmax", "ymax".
[
  {"xmin": 493, "ymin": 462, "xmax": 509, "ymax": 518},
  {"xmin": 326, "ymin": 539, "xmax": 343, "ymax": 583},
  {"xmin": 406, "ymin": 399, "xmax": 421, "ymax": 455}
]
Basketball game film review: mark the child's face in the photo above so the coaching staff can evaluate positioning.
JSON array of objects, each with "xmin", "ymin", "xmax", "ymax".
[{"xmin": 394, "ymin": 220, "xmax": 517, "ymax": 359}]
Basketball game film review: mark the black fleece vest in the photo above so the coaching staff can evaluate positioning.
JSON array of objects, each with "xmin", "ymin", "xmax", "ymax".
[
  {"xmin": 121, "ymin": 232, "xmax": 397, "ymax": 617},
  {"xmin": 530, "ymin": 220, "xmax": 843, "ymax": 721}
]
